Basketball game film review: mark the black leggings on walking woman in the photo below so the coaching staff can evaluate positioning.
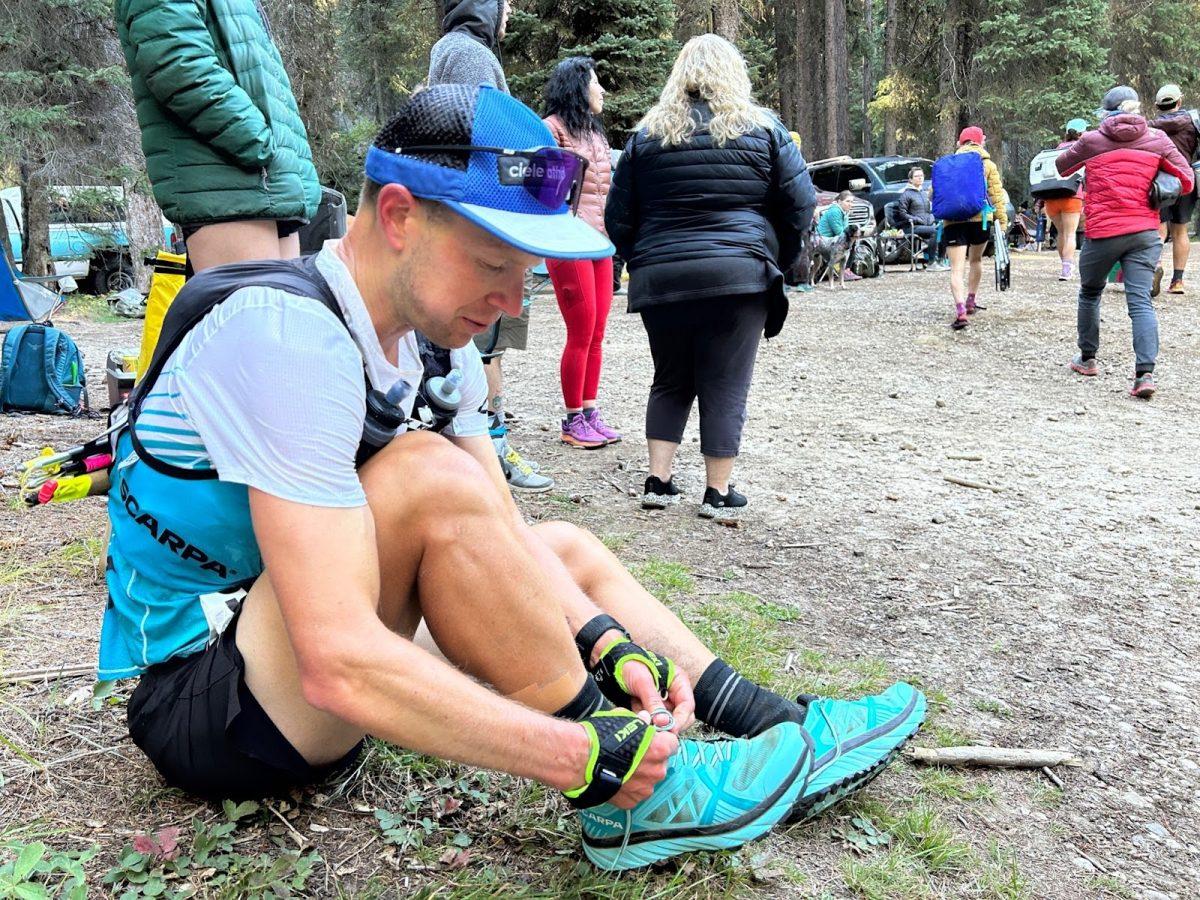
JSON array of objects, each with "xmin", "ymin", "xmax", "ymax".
[{"xmin": 640, "ymin": 293, "xmax": 769, "ymax": 458}]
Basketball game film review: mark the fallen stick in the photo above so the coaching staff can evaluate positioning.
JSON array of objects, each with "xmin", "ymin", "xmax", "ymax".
[
  {"xmin": 1041, "ymin": 766, "xmax": 1065, "ymax": 790},
  {"xmin": 1, "ymin": 664, "xmax": 95, "ymax": 685},
  {"xmin": 780, "ymin": 542, "xmax": 823, "ymax": 550},
  {"xmin": 946, "ymin": 453, "xmax": 983, "ymax": 461},
  {"xmin": 906, "ymin": 746, "xmax": 1082, "ymax": 769},
  {"xmin": 944, "ymin": 475, "xmax": 1004, "ymax": 493}
]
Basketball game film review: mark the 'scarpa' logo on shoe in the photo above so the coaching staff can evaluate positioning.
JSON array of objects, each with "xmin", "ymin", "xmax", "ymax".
[{"xmin": 119, "ymin": 480, "xmax": 231, "ymax": 578}]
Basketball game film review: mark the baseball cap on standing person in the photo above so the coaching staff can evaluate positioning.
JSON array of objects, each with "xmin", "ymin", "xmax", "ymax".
[
  {"xmin": 1155, "ymin": 83, "xmax": 1182, "ymax": 109},
  {"xmin": 1096, "ymin": 85, "xmax": 1138, "ymax": 119},
  {"xmin": 958, "ymin": 126, "xmax": 985, "ymax": 145},
  {"xmin": 364, "ymin": 83, "xmax": 613, "ymax": 260}
]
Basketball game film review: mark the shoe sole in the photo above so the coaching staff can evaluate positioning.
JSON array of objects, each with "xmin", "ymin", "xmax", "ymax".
[
  {"xmin": 506, "ymin": 478, "xmax": 554, "ymax": 493},
  {"xmin": 641, "ymin": 494, "xmax": 680, "ymax": 510},
  {"xmin": 561, "ymin": 435, "xmax": 608, "ymax": 449},
  {"xmin": 1131, "ymin": 386, "xmax": 1156, "ymax": 399},
  {"xmin": 581, "ymin": 742, "xmax": 811, "ymax": 871},
  {"xmin": 698, "ymin": 503, "xmax": 740, "ymax": 527},
  {"xmin": 787, "ymin": 690, "xmax": 927, "ymax": 823},
  {"xmin": 951, "ymin": 320, "xmax": 968, "ymax": 330},
  {"xmin": 1069, "ymin": 363, "xmax": 1098, "ymax": 377}
]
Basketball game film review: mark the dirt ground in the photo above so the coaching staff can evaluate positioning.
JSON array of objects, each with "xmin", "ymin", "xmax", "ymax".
[{"xmin": 1, "ymin": 248, "xmax": 1197, "ymax": 899}]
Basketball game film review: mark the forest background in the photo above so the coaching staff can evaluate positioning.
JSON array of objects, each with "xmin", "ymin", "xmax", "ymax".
[{"xmin": 2, "ymin": 0, "xmax": 1199, "ymax": 283}]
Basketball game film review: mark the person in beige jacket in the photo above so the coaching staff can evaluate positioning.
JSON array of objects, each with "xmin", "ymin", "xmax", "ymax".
[{"xmin": 543, "ymin": 57, "xmax": 618, "ymax": 448}]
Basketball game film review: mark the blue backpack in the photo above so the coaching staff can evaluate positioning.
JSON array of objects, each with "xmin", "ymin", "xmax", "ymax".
[
  {"xmin": 1, "ymin": 324, "xmax": 88, "ymax": 414},
  {"xmin": 932, "ymin": 151, "xmax": 989, "ymax": 221}
]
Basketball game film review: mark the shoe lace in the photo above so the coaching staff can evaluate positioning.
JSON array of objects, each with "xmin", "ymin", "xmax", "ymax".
[
  {"xmin": 813, "ymin": 700, "xmax": 844, "ymax": 753},
  {"xmin": 505, "ymin": 447, "xmax": 534, "ymax": 476}
]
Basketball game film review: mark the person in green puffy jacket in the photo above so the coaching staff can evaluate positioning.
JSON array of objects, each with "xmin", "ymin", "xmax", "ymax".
[{"xmin": 115, "ymin": 0, "xmax": 322, "ymax": 272}]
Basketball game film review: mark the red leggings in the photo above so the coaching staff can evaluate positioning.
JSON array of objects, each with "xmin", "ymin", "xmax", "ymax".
[{"xmin": 547, "ymin": 256, "xmax": 614, "ymax": 409}]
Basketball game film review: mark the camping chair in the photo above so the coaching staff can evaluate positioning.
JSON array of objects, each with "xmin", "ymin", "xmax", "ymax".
[
  {"xmin": 882, "ymin": 202, "xmax": 923, "ymax": 272},
  {"xmin": 0, "ymin": 240, "xmax": 72, "ymax": 324}
]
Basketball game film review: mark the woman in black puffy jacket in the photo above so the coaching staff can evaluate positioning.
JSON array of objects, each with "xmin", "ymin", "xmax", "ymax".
[{"xmin": 605, "ymin": 34, "xmax": 815, "ymax": 524}]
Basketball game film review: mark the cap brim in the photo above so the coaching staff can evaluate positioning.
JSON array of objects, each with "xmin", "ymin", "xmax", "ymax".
[{"xmin": 443, "ymin": 202, "xmax": 614, "ymax": 260}]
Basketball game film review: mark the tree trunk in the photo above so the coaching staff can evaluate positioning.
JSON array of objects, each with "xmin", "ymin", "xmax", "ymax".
[
  {"xmin": 861, "ymin": 0, "xmax": 874, "ymax": 156},
  {"xmin": 823, "ymin": 0, "xmax": 849, "ymax": 157},
  {"xmin": 712, "ymin": 0, "xmax": 741, "ymax": 42},
  {"xmin": 124, "ymin": 179, "xmax": 165, "ymax": 292},
  {"xmin": 882, "ymin": 0, "xmax": 897, "ymax": 154},
  {"xmin": 18, "ymin": 159, "xmax": 50, "ymax": 277}
]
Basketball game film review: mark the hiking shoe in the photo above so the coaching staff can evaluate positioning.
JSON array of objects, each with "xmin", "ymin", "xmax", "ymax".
[
  {"xmin": 843, "ymin": 270, "xmax": 863, "ymax": 282},
  {"xmin": 562, "ymin": 412, "xmax": 608, "ymax": 449},
  {"xmin": 1059, "ymin": 261, "xmax": 1073, "ymax": 281},
  {"xmin": 794, "ymin": 283, "xmax": 815, "ymax": 294},
  {"xmin": 928, "ymin": 260, "xmax": 950, "ymax": 272},
  {"xmin": 1130, "ymin": 372, "xmax": 1156, "ymax": 400},
  {"xmin": 579, "ymin": 722, "xmax": 812, "ymax": 871},
  {"xmin": 951, "ymin": 311, "xmax": 969, "ymax": 330},
  {"xmin": 583, "ymin": 407, "xmax": 622, "ymax": 443},
  {"xmin": 642, "ymin": 475, "xmax": 681, "ymax": 510},
  {"xmin": 1168, "ymin": 279, "xmax": 1185, "ymax": 295},
  {"xmin": 501, "ymin": 444, "xmax": 554, "ymax": 492},
  {"xmin": 698, "ymin": 485, "xmax": 747, "ymax": 526},
  {"xmin": 1069, "ymin": 355, "xmax": 1099, "ymax": 377},
  {"xmin": 965, "ymin": 295, "xmax": 986, "ymax": 315},
  {"xmin": 1152, "ymin": 265, "xmax": 1163, "ymax": 298},
  {"xmin": 787, "ymin": 682, "xmax": 927, "ymax": 823}
]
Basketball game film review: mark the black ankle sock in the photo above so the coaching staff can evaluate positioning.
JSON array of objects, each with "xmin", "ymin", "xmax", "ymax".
[
  {"xmin": 1173, "ymin": 269, "xmax": 1185, "ymax": 282},
  {"xmin": 553, "ymin": 678, "xmax": 611, "ymax": 721},
  {"xmin": 1136, "ymin": 365, "xmax": 1154, "ymax": 377},
  {"xmin": 694, "ymin": 658, "xmax": 807, "ymax": 738},
  {"xmin": 1081, "ymin": 353, "xmax": 1096, "ymax": 362}
]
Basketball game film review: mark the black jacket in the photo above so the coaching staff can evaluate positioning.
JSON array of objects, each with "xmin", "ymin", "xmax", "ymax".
[
  {"xmin": 604, "ymin": 102, "xmax": 816, "ymax": 312},
  {"xmin": 896, "ymin": 186, "xmax": 934, "ymax": 228}
]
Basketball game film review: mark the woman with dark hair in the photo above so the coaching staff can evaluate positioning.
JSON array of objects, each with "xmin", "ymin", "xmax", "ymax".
[{"xmin": 543, "ymin": 57, "xmax": 618, "ymax": 448}]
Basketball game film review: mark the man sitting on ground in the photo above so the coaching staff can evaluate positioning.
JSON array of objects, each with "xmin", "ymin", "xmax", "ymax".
[{"xmin": 100, "ymin": 85, "xmax": 925, "ymax": 872}]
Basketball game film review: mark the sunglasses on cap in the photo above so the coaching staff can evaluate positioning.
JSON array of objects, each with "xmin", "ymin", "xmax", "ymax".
[{"xmin": 397, "ymin": 145, "xmax": 590, "ymax": 215}]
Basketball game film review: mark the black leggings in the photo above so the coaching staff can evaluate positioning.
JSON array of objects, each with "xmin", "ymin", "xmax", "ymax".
[{"xmin": 640, "ymin": 293, "xmax": 768, "ymax": 458}]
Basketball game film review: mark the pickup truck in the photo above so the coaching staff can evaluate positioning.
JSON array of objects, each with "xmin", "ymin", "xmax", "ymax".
[{"xmin": 1, "ymin": 185, "xmax": 177, "ymax": 294}]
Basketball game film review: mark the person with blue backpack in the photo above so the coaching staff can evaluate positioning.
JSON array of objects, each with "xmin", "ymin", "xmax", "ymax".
[{"xmin": 932, "ymin": 126, "xmax": 1008, "ymax": 329}]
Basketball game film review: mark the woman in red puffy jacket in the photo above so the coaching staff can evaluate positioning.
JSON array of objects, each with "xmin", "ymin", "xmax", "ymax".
[{"xmin": 1055, "ymin": 86, "xmax": 1193, "ymax": 399}]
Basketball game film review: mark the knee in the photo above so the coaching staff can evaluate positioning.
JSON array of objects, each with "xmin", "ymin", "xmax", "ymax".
[
  {"xmin": 361, "ymin": 431, "xmax": 498, "ymax": 516},
  {"xmin": 534, "ymin": 521, "xmax": 605, "ymax": 583}
]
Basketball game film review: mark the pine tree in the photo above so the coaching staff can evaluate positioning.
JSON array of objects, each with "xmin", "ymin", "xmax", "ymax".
[{"xmin": 505, "ymin": 0, "xmax": 678, "ymax": 143}]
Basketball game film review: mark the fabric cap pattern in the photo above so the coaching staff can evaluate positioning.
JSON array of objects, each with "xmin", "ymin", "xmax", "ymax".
[{"xmin": 364, "ymin": 84, "xmax": 613, "ymax": 260}]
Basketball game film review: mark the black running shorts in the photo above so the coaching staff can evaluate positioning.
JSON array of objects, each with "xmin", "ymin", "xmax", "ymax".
[
  {"xmin": 127, "ymin": 611, "xmax": 361, "ymax": 800},
  {"xmin": 942, "ymin": 220, "xmax": 991, "ymax": 247},
  {"xmin": 1160, "ymin": 188, "xmax": 1197, "ymax": 226}
]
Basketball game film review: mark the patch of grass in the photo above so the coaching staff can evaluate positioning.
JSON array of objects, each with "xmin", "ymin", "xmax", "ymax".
[
  {"xmin": 915, "ymin": 768, "xmax": 996, "ymax": 804},
  {"xmin": 842, "ymin": 848, "xmax": 931, "ymax": 900},
  {"xmin": 1087, "ymin": 875, "xmax": 1135, "ymax": 898},
  {"xmin": 634, "ymin": 557, "xmax": 695, "ymax": 601},
  {"xmin": 689, "ymin": 592, "xmax": 788, "ymax": 687},
  {"xmin": 599, "ymin": 532, "xmax": 634, "ymax": 554},
  {"xmin": 63, "ymin": 292, "xmax": 123, "ymax": 323},
  {"xmin": 930, "ymin": 724, "xmax": 974, "ymax": 748},
  {"xmin": 1030, "ymin": 782, "xmax": 1064, "ymax": 809},
  {"xmin": 972, "ymin": 698, "xmax": 1013, "ymax": 719},
  {"xmin": 789, "ymin": 648, "xmax": 892, "ymax": 699},
  {"xmin": 976, "ymin": 842, "xmax": 1030, "ymax": 899},
  {"xmin": 0, "ymin": 536, "xmax": 104, "ymax": 587}
]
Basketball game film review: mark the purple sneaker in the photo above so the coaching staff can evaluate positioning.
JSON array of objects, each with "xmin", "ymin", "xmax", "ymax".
[
  {"xmin": 583, "ymin": 407, "xmax": 622, "ymax": 443},
  {"xmin": 561, "ymin": 412, "xmax": 608, "ymax": 449}
]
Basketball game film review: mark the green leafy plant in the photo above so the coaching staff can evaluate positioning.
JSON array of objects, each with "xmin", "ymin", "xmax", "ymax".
[{"xmin": 0, "ymin": 841, "xmax": 97, "ymax": 900}]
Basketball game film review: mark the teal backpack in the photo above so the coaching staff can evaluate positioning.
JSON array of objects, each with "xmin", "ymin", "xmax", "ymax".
[{"xmin": 0, "ymin": 324, "xmax": 88, "ymax": 414}]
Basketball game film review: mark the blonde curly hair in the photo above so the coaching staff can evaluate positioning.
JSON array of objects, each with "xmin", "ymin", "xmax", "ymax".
[{"xmin": 638, "ymin": 34, "xmax": 775, "ymax": 148}]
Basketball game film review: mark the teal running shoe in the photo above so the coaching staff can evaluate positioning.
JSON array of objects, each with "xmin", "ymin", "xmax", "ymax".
[
  {"xmin": 788, "ymin": 681, "xmax": 926, "ymax": 822},
  {"xmin": 579, "ymin": 722, "xmax": 812, "ymax": 871}
]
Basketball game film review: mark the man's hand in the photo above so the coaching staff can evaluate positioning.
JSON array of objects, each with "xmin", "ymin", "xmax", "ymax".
[
  {"xmin": 621, "ymin": 662, "xmax": 695, "ymax": 734},
  {"xmin": 609, "ymin": 728, "xmax": 678, "ymax": 809}
]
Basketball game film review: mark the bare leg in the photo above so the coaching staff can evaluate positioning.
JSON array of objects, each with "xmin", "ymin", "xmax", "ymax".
[
  {"xmin": 236, "ymin": 431, "xmax": 586, "ymax": 765},
  {"xmin": 1171, "ymin": 223, "xmax": 1190, "ymax": 274},
  {"xmin": 186, "ymin": 220, "xmax": 285, "ymax": 273},
  {"xmin": 533, "ymin": 522, "xmax": 717, "ymax": 680},
  {"xmin": 647, "ymin": 438, "xmax": 678, "ymax": 482},
  {"xmin": 967, "ymin": 243, "xmax": 985, "ymax": 295},
  {"xmin": 1060, "ymin": 212, "xmax": 1080, "ymax": 261},
  {"xmin": 947, "ymin": 244, "xmax": 968, "ymax": 305},
  {"xmin": 485, "ymin": 357, "xmax": 504, "ymax": 418},
  {"xmin": 703, "ymin": 455, "xmax": 735, "ymax": 493}
]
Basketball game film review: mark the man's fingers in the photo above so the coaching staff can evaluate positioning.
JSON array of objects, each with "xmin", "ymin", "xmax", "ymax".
[
  {"xmin": 668, "ymin": 675, "xmax": 696, "ymax": 733},
  {"xmin": 622, "ymin": 662, "xmax": 664, "ymax": 713}
]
